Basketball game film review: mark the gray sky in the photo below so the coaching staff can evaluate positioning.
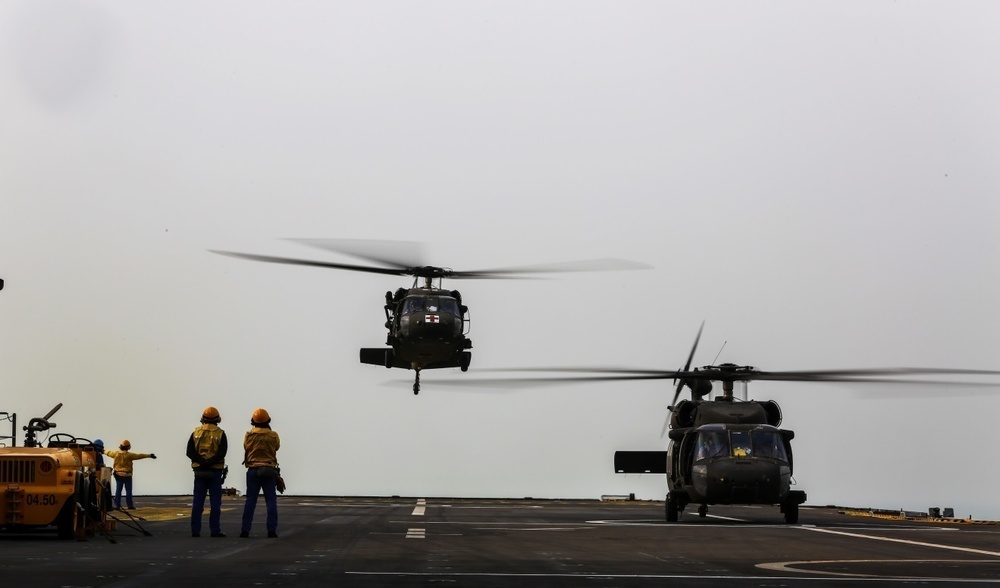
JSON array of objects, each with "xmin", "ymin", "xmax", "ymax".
[{"xmin": 2, "ymin": 1, "xmax": 999, "ymax": 519}]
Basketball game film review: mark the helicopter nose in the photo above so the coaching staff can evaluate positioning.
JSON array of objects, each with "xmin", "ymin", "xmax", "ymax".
[{"xmin": 694, "ymin": 461, "xmax": 790, "ymax": 503}]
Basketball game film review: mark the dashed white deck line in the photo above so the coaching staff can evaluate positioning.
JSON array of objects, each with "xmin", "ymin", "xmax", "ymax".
[{"xmin": 405, "ymin": 528, "xmax": 426, "ymax": 539}]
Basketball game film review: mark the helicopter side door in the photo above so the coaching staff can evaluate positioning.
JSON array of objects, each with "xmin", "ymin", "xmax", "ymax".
[{"xmin": 667, "ymin": 430, "xmax": 700, "ymax": 488}]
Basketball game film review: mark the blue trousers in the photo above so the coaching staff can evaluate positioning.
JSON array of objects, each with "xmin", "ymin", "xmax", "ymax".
[
  {"xmin": 191, "ymin": 469, "xmax": 224, "ymax": 535},
  {"xmin": 241, "ymin": 467, "xmax": 278, "ymax": 534},
  {"xmin": 113, "ymin": 474, "xmax": 134, "ymax": 509}
]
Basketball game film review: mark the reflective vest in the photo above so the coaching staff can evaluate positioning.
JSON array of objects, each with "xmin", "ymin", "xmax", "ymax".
[
  {"xmin": 104, "ymin": 449, "xmax": 153, "ymax": 477},
  {"xmin": 243, "ymin": 427, "xmax": 280, "ymax": 468},
  {"xmin": 191, "ymin": 424, "xmax": 226, "ymax": 469}
]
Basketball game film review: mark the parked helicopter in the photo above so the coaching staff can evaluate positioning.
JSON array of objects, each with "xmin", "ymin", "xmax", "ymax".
[
  {"xmin": 440, "ymin": 322, "xmax": 1000, "ymax": 523},
  {"xmin": 211, "ymin": 239, "xmax": 648, "ymax": 394}
]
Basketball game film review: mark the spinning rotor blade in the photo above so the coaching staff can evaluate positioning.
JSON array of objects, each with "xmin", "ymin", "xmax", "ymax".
[
  {"xmin": 290, "ymin": 238, "xmax": 425, "ymax": 270},
  {"xmin": 672, "ymin": 321, "xmax": 705, "ymax": 410},
  {"xmin": 209, "ymin": 250, "xmax": 413, "ymax": 276},
  {"xmin": 423, "ymin": 372, "xmax": 679, "ymax": 390},
  {"xmin": 423, "ymin": 365, "xmax": 1000, "ymax": 400},
  {"xmin": 212, "ymin": 238, "xmax": 650, "ymax": 280},
  {"xmin": 749, "ymin": 367, "xmax": 1000, "ymax": 381},
  {"xmin": 463, "ymin": 365, "xmax": 1000, "ymax": 390},
  {"xmin": 447, "ymin": 258, "xmax": 652, "ymax": 279}
]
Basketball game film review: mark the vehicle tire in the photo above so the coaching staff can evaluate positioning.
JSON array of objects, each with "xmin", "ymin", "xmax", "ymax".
[
  {"xmin": 57, "ymin": 472, "xmax": 84, "ymax": 540},
  {"xmin": 665, "ymin": 494, "xmax": 679, "ymax": 523},
  {"xmin": 56, "ymin": 499, "xmax": 76, "ymax": 540},
  {"xmin": 783, "ymin": 502, "xmax": 799, "ymax": 524}
]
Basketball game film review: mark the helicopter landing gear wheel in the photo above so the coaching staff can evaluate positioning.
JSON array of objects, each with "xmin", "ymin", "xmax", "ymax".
[
  {"xmin": 413, "ymin": 370, "xmax": 420, "ymax": 395},
  {"xmin": 783, "ymin": 501, "xmax": 799, "ymax": 524},
  {"xmin": 665, "ymin": 493, "xmax": 679, "ymax": 523},
  {"xmin": 698, "ymin": 504, "xmax": 708, "ymax": 518}
]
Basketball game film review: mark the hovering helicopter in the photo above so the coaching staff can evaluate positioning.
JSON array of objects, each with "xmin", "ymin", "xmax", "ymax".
[
  {"xmin": 211, "ymin": 239, "xmax": 648, "ymax": 394},
  {"xmin": 444, "ymin": 322, "xmax": 1000, "ymax": 523}
]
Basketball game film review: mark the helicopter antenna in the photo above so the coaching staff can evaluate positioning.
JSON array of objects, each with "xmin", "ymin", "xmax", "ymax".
[{"xmin": 711, "ymin": 341, "xmax": 727, "ymax": 365}]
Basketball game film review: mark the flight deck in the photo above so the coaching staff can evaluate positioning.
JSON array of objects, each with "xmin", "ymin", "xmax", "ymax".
[{"xmin": 1, "ymin": 496, "xmax": 998, "ymax": 587}]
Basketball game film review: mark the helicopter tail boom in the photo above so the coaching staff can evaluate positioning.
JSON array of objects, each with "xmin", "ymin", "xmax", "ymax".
[{"xmin": 614, "ymin": 451, "xmax": 667, "ymax": 474}]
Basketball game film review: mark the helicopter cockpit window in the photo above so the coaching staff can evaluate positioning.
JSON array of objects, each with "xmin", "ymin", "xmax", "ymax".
[
  {"xmin": 402, "ymin": 298, "xmax": 427, "ymax": 314},
  {"xmin": 439, "ymin": 297, "xmax": 460, "ymax": 316},
  {"xmin": 694, "ymin": 430, "xmax": 729, "ymax": 461},
  {"xmin": 751, "ymin": 429, "xmax": 789, "ymax": 462},
  {"xmin": 730, "ymin": 431, "xmax": 752, "ymax": 458}
]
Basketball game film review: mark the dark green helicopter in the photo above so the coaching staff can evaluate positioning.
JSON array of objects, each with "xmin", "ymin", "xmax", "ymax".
[
  {"xmin": 445, "ymin": 322, "xmax": 1000, "ymax": 523},
  {"xmin": 211, "ymin": 239, "xmax": 647, "ymax": 394}
]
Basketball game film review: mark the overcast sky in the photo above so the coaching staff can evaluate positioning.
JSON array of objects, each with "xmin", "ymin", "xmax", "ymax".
[{"xmin": 2, "ymin": 1, "xmax": 999, "ymax": 519}]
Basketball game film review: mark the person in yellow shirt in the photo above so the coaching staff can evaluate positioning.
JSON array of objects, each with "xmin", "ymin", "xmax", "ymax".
[
  {"xmin": 103, "ymin": 439, "xmax": 156, "ymax": 509},
  {"xmin": 239, "ymin": 408, "xmax": 280, "ymax": 538},
  {"xmin": 186, "ymin": 406, "xmax": 229, "ymax": 537}
]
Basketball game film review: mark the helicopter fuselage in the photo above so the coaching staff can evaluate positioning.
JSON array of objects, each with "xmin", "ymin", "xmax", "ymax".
[
  {"xmin": 666, "ymin": 421, "xmax": 800, "ymax": 514},
  {"xmin": 360, "ymin": 288, "xmax": 472, "ymax": 391},
  {"xmin": 616, "ymin": 397, "xmax": 806, "ymax": 523}
]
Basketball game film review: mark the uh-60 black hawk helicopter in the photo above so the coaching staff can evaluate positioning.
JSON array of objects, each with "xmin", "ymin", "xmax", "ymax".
[
  {"xmin": 449, "ymin": 322, "xmax": 1000, "ymax": 523},
  {"xmin": 211, "ymin": 239, "xmax": 648, "ymax": 394}
]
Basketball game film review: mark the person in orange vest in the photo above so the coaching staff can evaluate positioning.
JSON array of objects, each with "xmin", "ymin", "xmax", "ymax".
[
  {"xmin": 102, "ymin": 439, "xmax": 156, "ymax": 509},
  {"xmin": 239, "ymin": 408, "xmax": 280, "ymax": 538},
  {"xmin": 186, "ymin": 406, "xmax": 229, "ymax": 537}
]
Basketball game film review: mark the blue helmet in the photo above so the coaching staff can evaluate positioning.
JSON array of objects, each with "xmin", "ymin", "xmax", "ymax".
[{"xmin": 93, "ymin": 438, "xmax": 104, "ymax": 448}]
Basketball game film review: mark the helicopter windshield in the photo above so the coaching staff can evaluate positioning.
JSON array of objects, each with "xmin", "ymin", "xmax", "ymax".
[
  {"xmin": 694, "ymin": 427, "xmax": 789, "ymax": 462},
  {"xmin": 402, "ymin": 296, "xmax": 460, "ymax": 316}
]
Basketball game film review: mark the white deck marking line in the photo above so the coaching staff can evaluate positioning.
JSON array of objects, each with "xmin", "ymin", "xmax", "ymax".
[
  {"xmin": 758, "ymin": 558, "xmax": 1000, "ymax": 578},
  {"xmin": 706, "ymin": 514, "xmax": 747, "ymax": 522},
  {"xmin": 412, "ymin": 498, "xmax": 426, "ymax": 516},
  {"xmin": 801, "ymin": 526, "xmax": 1000, "ymax": 557},
  {"xmin": 405, "ymin": 528, "xmax": 426, "ymax": 539},
  {"xmin": 346, "ymin": 571, "xmax": 1000, "ymax": 582}
]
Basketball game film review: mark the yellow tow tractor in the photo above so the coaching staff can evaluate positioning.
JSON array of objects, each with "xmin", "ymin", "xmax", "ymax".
[{"xmin": 0, "ymin": 403, "xmax": 114, "ymax": 540}]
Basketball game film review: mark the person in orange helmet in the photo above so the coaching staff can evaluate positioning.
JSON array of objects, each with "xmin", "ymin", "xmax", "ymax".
[
  {"xmin": 186, "ymin": 406, "xmax": 229, "ymax": 537},
  {"xmin": 239, "ymin": 408, "xmax": 281, "ymax": 538},
  {"xmin": 102, "ymin": 439, "xmax": 156, "ymax": 510}
]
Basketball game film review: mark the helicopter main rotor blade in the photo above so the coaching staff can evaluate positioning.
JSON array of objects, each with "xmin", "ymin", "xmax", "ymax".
[
  {"xmin": 209, "ymin": 250, "xmax": 413, "ymax": 276},
  {"xmin": 214, "ymin": 240, "xmax": 649, "ymax": 281},
  {"xmin": 672, "ymin": 321, "xmax": 705, "ymax": 410},
  {"xmin": 289, "ymin": 238, "xmax": 425, "ymax": 270},
  {"xmin": 750, "ymin": 367, "xmax": 1000, "ymax": 380},
  {"xmin": 461, "ymin": 365, "xmax": 1000, "ymax": 390},
  {"xmin": 447, "ymin": 258, "xmax": 652, "ymax": 279},
  {"xmin": 426, "ymin": 373, "xmax": 679, "ymax": 390}
]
